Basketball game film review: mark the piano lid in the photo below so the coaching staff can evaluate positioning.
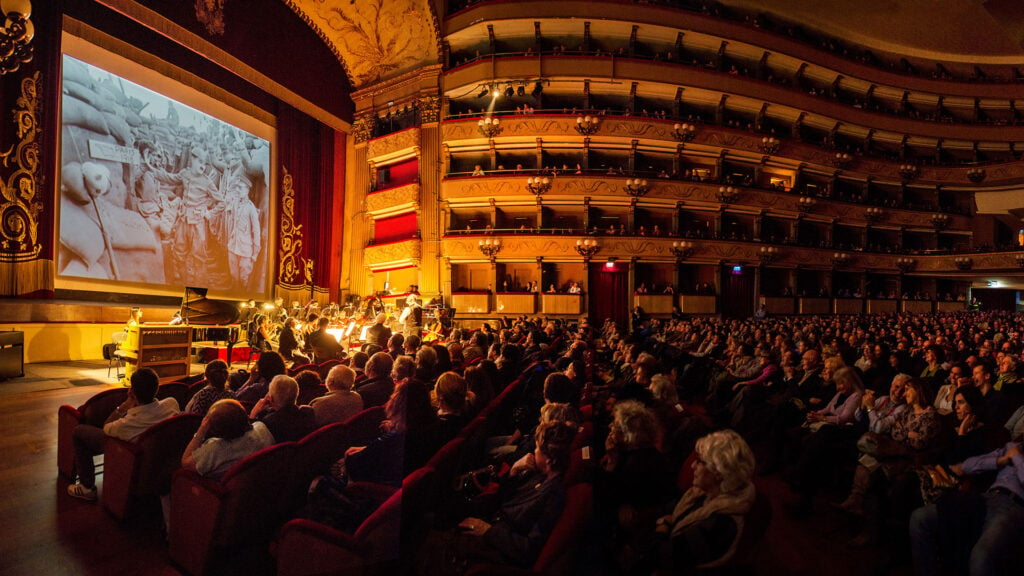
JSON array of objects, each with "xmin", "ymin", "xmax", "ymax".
[{"xmin": 181, "ymin": 286, "xmax": 241, "ymax": 325}]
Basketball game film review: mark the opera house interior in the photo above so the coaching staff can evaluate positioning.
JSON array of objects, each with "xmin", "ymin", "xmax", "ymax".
[{"xmin": 3, "ymin": 0, "xmax": 1024, "ymax": 575}]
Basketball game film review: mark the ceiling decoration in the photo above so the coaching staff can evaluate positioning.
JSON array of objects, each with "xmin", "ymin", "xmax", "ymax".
[
  {"xmin": 287, "ymin": 0, "xmax": 440, "ymax": 88},
  {"xmin": 194, "ymin": 0, "xmax": 227, "ymax": 36}
]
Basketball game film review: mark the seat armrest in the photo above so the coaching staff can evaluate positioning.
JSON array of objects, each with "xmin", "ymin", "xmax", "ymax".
[
  {"xmin": 57, "ymin": 405, "xmax": 85, "ymax": 480},
  {"xmin": 101, "ymin": 436, "xmax": 143, "ymax": 519},
  {"xmin": 275, "ymin": 519, "xmax": 365, "ymax": 576}
]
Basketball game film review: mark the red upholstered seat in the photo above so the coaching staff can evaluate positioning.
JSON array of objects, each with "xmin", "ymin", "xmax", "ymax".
[
  {"xmin": 168, "ymin": 441, "xmax": 298, "ymax": 576},
  {"xmin": 275, "ymin": 467, "xmax": 436, "ymax": 576},
  {"xmin": 288, "ymin": 363, "xmax": 317, "ymax": 377},
  {"xmin": 465, "ymin": 482, "xmax": 594, "ymax": 576},
  {"xmin": 156, "ymin": 382, "xmax": 192, "ymax": 409},
  {"xmin": 316, "ymin": 359, "xmax": 343, "ymax": 379},
  {"xmin": 343, "ymin": 405, "xmax": 387, "ymax": 446},
  {"xmin": 101, "ymin": 412, "xmax": 201, "ymax": 520},
  {"xmin": 57, "ymin": 388, "xmax": 129, "ymax": 480},
  {"xmin": 297, "ymin": 383, "xmax": 327, "ymax": 406},
  {"xmin": 187, "ymin": 379, "xmax": 208, "ymax": 399},
  {"xmin": 287, "ymin": 421, "xmax": 358, "ymax": 514}
]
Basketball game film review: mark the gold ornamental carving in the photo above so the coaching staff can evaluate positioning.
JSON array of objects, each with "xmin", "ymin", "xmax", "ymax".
[
  {"xmin": 277, "ymin": 167, "xmax": 305, "ymax": 284},
  {"xmin": 352, "ymin": 113, "xmax": 374, "ymax": 144},
  {"xmin": 364, "ymin": 238, "xmax": 421, "ymax": 268},
  {"xmin": 367, "ymin": 127, "xmax": 420, "ymax": 162},
  {"xmin": 0, "ymin": 71, "xmax": 42, "ymax": 260},
  {"xmin": 292, "ymin": 0, "xmax": 438, "ymax": 88},
  {"xmin": 366, "ymin": 182, "xmax": 420, "ymax": 215},
  {"xmin": 418, "ymin": 95, "xmax": 441, "ymax": 124},
  {"xmin": 194, "ymin": 0, "xmax": 227, "ymax": 35},
  {"xmin": 0, "ymin": 0, "xmax": 34, "ymax": 75}
]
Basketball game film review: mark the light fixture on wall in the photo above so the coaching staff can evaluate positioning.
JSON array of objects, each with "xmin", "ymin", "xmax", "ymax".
[
  {"xmin": 796, "ymin": 196, "xmax": 816, "ymax": 213},
  {"xmin": 898, "ymin": 163, "xmax": 919, "ymax": 181},
  {"xmin": 0, "ymin": 0, "xmax": 34, "ymax": 75},
  {"xmin": 716, "ymin": 186, "xmax": 739, "ymax": 205},
  {"xmin": 759, "ymin": 136, "xmax": 781, "ymax": 155},
  {"xmin": 575, "ymin": 238, "xmax": 600, "ymax": 259},
  {"xmin": 672, "ymin": 123, "xmax": 697, "ymax": 142},
  {"xmin": 605, "ymin": 256, "xmax": 617, "ymax": 269},
  {"xmin": 476, "ymin": 84, "xmax": 490, "ymax": 99},
  {"xmin": 966, "ymin": 167, "xmax": 986, "ymax": 183},
  {"xmin": 623, "ymin": 178, "xmax": 649, "ymax": 197},
  {"xmin": 831, "ymin": 152, "xmax": 854, "ymax": 169},
  {"xmin": 477, "ymin": 116, "xmax": 502, "ymax": 138},
  {"xmin": 758, "ymin": 246, "xmax": 779, "ymax": 264},
  {"xmin": 525, "ymin": 176, "xmax": 552, "ymax": 195},
  {"xmin": 671, "ymin": 240, "xmax": 695, "ymax": 260},
  {"xmin": 478, "ymin": 238, "xmax": 502, "ymax": 261},
  {"xmin": 930, "ymin": 213, "xmax": 950, "ymax": 231},
  {"xmin": 831, "ymin": 252, "xmax": 851, "ymax": 267},
  {"xmin": 864, "ymin": 207, "xmax": 885, "ymax": 223},
  {"xmin": 954, "ymin": 257, "xmax": 972, "ymax": 271},
  {"xmin": 575, "ymin": 115, "xmax": 600, "ymax": 136},
  {"xmin": 896, "ymin": 257, "xmax": 916, "ymax": 273}
]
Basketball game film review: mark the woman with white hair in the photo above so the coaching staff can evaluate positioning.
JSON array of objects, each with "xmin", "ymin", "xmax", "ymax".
[{"xmin": 653, "ymin": 429, "xmax": 757, "ymax": 571}]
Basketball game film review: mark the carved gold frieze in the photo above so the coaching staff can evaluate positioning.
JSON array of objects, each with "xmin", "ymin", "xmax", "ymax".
[
  {"xmin": 418, "ymin": 95, "xmax": 441, "ymax": 124},
  {"xmin": 367, "ymin": 127, "xmax": 420, "ymax": 162},
  {"xmin": 278, "ymin": 167, "xmax": 305, "ymax": 284},
  {"xmin": 352, "ymin": 113, "xmax": 374, "ymax": 144},
  {"xmin": 366, "ymin": 182, "xmax": 420, "ymax": 215},
  {"xmin": 289, "ymin": 0, "xmax": 439, "ymax": 88},
  {"xmin": 0, "ymin": 71, "xmax": 43, "ymax": 260},
  {"xmin": 364, "ymin": 238, "xmax": 422, "ymax": 268}
]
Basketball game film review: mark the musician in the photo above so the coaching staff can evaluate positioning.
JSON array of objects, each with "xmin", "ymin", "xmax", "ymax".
[
  {"xmin": 423, "ymin": 308, "xmax": 451, "ymax": 343},
  {"xmin": 366, "ymin": 313, "xmax": 392, "ymax": 349},
  {"xmin": 307, "ymin": 317, "xmax": 345, "ymax": 362},
  {"xmin": 400, "ymin": 294, "xmax": 423, "ymax": 337},
  {"xmin": 278, "ymin": 318, "xmax": 310, "ymax": 365},
  {"xmin": 365, "ymin": 296, "xmax": 384, "ymax": 318},
  {"xmin": 271, "ymin": 297, "xmax": 288, "ymax": 324}
]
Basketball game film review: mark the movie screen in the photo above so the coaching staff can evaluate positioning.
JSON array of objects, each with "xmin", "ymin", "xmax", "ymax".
[{"xmin": 59, "ymin": 53, "xmax": 272, "ymax": 296}]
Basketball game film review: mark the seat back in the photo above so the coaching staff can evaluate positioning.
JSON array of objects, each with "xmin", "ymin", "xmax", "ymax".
[
  {"xmin": 133, "ymin": 413, "xmax": 202, "ymax": 493},
  {"xmin": 731, "ymin": 489, "xmax": 773, "ymax": 565},
  {"xmin": 217, "ymin": 442, "xmax": 299, "ymax": 545},
  {"xmin": 343, "ymin": 406, "xmax": 386, "ymax": 446},
  {"xmin": 289, "ymin": 422, "xmax": 354, "ymax": 514},
  {"xmin": 317, "ymin": 359, "xmax": 342, "ymax": 379},
  {"xmin": 102, "ymin": 413, "xmax": 201, "ymax": 520},
  {"xmin": 157, "ymin": 382, "xmax": 192, "ymax": 410},
  {"xmin": 297, "ymin": 383, "xmax": 327, "ymax": 406},
  {"xmin": 81, "ymin": 388, "xmax": 131, "ymax": 427},
  {"xmin": 57, "ymin": 388, "xmax": 129, "ymax": 479},
  {"xmin": 531, "ymin": 482, "xmax": 593, "ymax": 575},
  {"xmin": 289, "ymin": 363, "xmax": 317, "ymax": 376}
]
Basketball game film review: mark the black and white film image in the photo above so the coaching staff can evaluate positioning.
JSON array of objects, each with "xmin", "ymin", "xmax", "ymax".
[{"xmin": 59, "ymin": 54, "xmax": 271, "ymax": 294}]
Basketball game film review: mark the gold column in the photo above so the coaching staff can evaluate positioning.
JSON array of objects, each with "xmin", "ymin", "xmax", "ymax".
[
  {"xmin": 341, "ymin": 113, "xmax": 374, "ymax": 299},
  {"xmin": 419, "ymin": 93, "xmax": 443, "ymax": 301}
]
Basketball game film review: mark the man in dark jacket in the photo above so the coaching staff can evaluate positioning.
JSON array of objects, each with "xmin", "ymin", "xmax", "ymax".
[
  {"xmin": 366, "ymin": 313, "xmax": 392, "ymax": 350},
  {"xmin": 355, "ymin": 352, "xmax": 395, "ymax": 408}
]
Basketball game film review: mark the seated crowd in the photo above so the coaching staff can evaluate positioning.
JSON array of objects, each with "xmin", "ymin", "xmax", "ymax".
[{"xmin": 64, "ymin": 308, "xmax": 1024, "ymax": 575}]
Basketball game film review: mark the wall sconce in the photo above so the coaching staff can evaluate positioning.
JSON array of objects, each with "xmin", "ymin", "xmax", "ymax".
[
  {"xmin": 623, "ymin": 178, "xmax": 649, "ymax": 197},
  {"xmin": 966, "ymin": 167, "xmax": 986, "ymax": 183},
  {"xmin": 575, "ymin": 238, "xmax": 600, "ymax": 259},
  {"xmin": 672, "ymin": 122, "xmax": 697, "ymax": 142},
  {"xmin": 716, "ymin": 185, "xmax": 739, "ymax": 204},
  {"xmin": 930, "ymin": 213, "xmax": 950, "ymax": 231},
  {"xmin": 759, "ymin": 136, "xmax": 781, "ymax": 155},
  {"xmin": 478, "ymin": 238, "xmax": 502, "ymax": 260},
  {"xmin": 526, "ymin": 176, "xmax": 551, "ymax": 196},
  {"xmin": 954, "ymin": 257, "xmax": 972, "ymax": 271},
  {"xmin": 896, "ymin": 257, "xmax": 916, "ymax": 273},
  {"xmin": 898, "ymin": 163, "xmax": 919, "ymax": 181},
  {"xmin": 0, "ymin": 0, "xmax": 34, "ymax": 75},
  {"xmin": 831, "ymin": 152, "xmax": 854, "ymax": 169},
  {"xmin": 796, "ymin": 196, "xmax": 816, "ymax": 213},
  {"xmin": 758, "ymin": 246, "xmax": 779, "ymax": 264},
  {"xmin": 671, "ymin": 240, "xmax": 695, "ymax": 260},
  {"xmin": 831, "ymin": 252, "xmax": 851, "ymax": 267},
  {"xmin": 864, "ymin": 207, "xmax": 885, "ymax": 222},
  {"xmin": 575, "ymin": 115, "xmax": 600, "ymax": 136},
  {"xmin": 477, "ymin": 116, "xmax": 502, "ymax": 138},
  {"xmin": 604, "ymin": 256, "xmax": 617, "ymax": 269}
]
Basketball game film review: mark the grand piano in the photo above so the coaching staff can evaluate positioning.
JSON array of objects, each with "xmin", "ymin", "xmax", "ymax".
[{"xmin": 119, "ymin": 288, "xmax": 242, "ymax": 384}]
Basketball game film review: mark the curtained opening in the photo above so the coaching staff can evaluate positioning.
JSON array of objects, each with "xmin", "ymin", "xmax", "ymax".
[
  {"xmin": 721, "ymin": 265, "xmax": 755, "ymax": 318},
  {"xmin": 374, "ymin": 213, "xmax": 418, "ymax": 244},
  {"xmin": 589, "ymin": 263, "xmax": 628, "ymax": 329},
  {"xmin": 971, "ymin": 288, "xmax": 1017, "ymax": 311},
  {"xmin": 377, "ymin": 158, "xmax": 419, "ymax": 190}
]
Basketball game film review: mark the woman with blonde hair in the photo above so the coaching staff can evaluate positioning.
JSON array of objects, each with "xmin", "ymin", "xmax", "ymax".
[{"xmin": 653, "ymin": 429, "xmax": 756, "ymax": 571}]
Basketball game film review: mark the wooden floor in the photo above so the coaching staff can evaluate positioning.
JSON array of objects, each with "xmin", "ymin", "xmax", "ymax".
[{"xmin": 0, "ymin": 361, "xmax": 916, "ymax": 576}]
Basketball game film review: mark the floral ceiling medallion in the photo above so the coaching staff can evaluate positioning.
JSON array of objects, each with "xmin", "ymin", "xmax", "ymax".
[{"xmin": 195, "ymin": 0, "xmax": 226, "ymax": 36}]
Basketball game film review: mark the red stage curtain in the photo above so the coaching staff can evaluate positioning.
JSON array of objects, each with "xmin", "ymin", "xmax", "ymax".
[
  {"xmin": 589, "ymin": 264, "xmax": 628, "ymax": 328},
  {"xmin": 374, "ymin": 213, "xmax": 418, "ymax": 244}
]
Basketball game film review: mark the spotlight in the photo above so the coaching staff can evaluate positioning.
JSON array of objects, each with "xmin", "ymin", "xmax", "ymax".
[
  {"xmin": 504, "ymin": 84, "xmax": 514, "ymax": 98},
  {"xmin": 516, "ymin": 83, "xmax": 526, "ymax": 97},
  {"xmin": 492, "ymin": 86, "xmax": 500, "ymax": 97},
  {"xmin": 532, "ymin": 80, "xmax": 543, "ymax": 98},
  {"xmin": 477, "ymin": 85, "xmax": 489, "ymax": 99}
]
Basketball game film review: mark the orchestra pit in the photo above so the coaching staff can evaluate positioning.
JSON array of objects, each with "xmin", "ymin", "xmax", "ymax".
[{"xmin": 3, "ymin": 1, "xmax": 1024, "ymax": 575}]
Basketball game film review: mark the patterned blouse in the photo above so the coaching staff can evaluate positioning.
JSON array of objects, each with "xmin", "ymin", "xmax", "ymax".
[{"xmin": 890, "ymin": 406, "xmax": 941, "ymax": 451}]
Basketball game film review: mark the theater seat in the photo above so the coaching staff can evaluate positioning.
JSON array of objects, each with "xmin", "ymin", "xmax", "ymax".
[
  {"xmin": 156, "ymin": 382, "xmax": 192, "ymax": 409},
  {"xmin": 288, "ymin": 421, "xmax": 355, "ymax": 514},
  {"xmin": 317, "ymin": 359, "xmax": 343, "ymax": 379},
  {"xmin": 297, "ymin": 382, "xmax": 327, "ymax": 406},
  {"xmin": 465, "ymin": 482, "xmax": 594, "ymax": 576},
  {"xmin": 343, "ymin": 406, "xmax": 387, "ymax": 446},
  {"xmin": 57, "ymin": 388, "xmax": 130, "ymax": 480},
  {"xmin": 168, "ymin": 442, "xmax": 298, "ymax": 576},
  {"xmin": 101, "ymin": 412, "xmax": 201, "ymax": 520},
  {"xmin": 288, "ymin": 363, "xmax": 317, "ymax": 377},
  {"xmin": 275, "ymin": 467, "xmax": 436, "ymax": 576}
]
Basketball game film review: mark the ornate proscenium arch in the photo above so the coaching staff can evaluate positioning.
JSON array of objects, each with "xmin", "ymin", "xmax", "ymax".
[{"xmin": 284, "ymin": 0, "xmax": 442, "ymax": 89}]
